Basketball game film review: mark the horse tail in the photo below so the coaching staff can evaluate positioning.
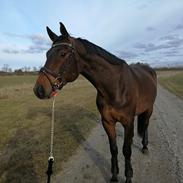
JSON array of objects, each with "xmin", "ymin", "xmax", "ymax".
[
  {"xmin": 137, "ymin": 115, "xmax": 145, "ymax": 137},
  {"xmin": 137, "ymin": 110, "xmax": 151, "ymax": 137}
]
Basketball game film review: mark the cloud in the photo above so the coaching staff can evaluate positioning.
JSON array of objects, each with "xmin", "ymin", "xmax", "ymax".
[
  {"xmin": 117, "ymin": 50, "xmax": 138, "ymax": 59},
  {"xmin": 134, "ymin": 43, "xmax": 147, "ymax": 49},
  {"xmin": 137, "ymin": 4, "xmax": 147, "ymax": 10},
  {"xmin": 2, "ymin": 48, "xmax": 19, "ymax": 54},
  {"xmin": 162, "ymin": 50, "xmax": 178, "ymax": 55},
  {"xmin": 28, "ymin": 34, "xmax": 50, "ymax": 46},
  {"xmin": 2, "ymin": 32, "xmax": 51, "ymax": 54},
  {"xmin": 134, "ymin": 42, "xmax": 166, "ymax": 51},
  {"xmin": 2, "ymin": 44, "xmax": 48, "ymax": 54},
  {"xmin": 134, "ymin": 34, "xmax": 183, "ymax": 52},
  {"xmin": 159, "ymin": 34, "xmax": 178, "ymax": 41},
  {"xmin": 175, "ymin": 24, "xmax": 183, "ymax": 30},
  {"xmin": 146, "ymin": 26, "xmax": 156, "ymax": 31},
  {"xmin": 4, "ymin": 32, "xmax": 50, "ymax": 44},
  {"xmin": 161, "ymin": 49, "xmax": 183, "ymax": 57},
  {"xmin": 23, "ymin": 44, "xmax": 48, "ymax": 53}
]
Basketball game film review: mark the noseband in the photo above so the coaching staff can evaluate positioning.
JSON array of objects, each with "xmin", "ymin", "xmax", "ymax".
[{"xmin": 39, "ymin": 42, "xmax": 75, "ymax": 91}]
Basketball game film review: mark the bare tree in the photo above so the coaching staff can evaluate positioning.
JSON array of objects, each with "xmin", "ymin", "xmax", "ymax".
[
  {"xmin": 22, "ymin": 66, "xmax": 31, "ymax": 72},
  {"xmin": 33, "ymin": 66, "xmax": 38, "ymax": 72},
  {"xmin": 2, "ymin": 64, "xmax": 9, "ymax": 72},
  {"xmin": 8, "ymin": 68, "xmax": 12, "ymax": 73}
]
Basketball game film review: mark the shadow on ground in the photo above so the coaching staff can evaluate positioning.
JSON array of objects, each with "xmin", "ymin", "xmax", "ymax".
[
  {"xmin": 0, "ymin": 129, "xmax": 39, "ymax": 183},
  {"xmin": 0, "ymin": 104, "xmax": 99, "ymax": 183},
  {"xmin": 63, "ymin": 122, "xmax": 111, "ymax": 182}
]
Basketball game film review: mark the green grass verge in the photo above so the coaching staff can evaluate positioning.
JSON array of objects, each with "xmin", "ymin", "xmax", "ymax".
[
  {"xmin": 158, "ymin": 71, "xmax": 183, "ymax": 99},
  {"xmin": 0, "ymin": 75, "xmax": 99, "ymax": 183}
]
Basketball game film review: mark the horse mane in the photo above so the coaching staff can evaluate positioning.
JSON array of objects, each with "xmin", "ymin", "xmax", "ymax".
[{"xmin": 77, "ymin": 38, "xmax": 126, "ymax": 65}]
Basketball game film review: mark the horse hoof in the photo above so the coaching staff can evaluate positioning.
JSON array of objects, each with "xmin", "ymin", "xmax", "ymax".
[
  {"xmin": 142, "ymin": 147, "xmax": 149, "ymax": 154},
  {"xmin": 125, "ymin": 178, "xmax": 132, "ymax": 183},
  {"xmin": 110, "ymin": 175, "xmax": 118, "ymax": 182}
]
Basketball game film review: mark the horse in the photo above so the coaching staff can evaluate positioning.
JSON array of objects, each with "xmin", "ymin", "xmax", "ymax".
[{"xmin": 34, "ymin": 22, "xmax": 157, "ymax": 183}]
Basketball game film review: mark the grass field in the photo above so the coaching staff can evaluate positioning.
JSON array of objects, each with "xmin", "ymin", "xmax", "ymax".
[
  {"xmin": 0, "ymin": 75, "xmax": 98, "ymax": 183},
  {"xmin": 1, "ymin": 70, "xmax": 182, "ymax": 183},
  {"xmin": 158, "ymin": 70, "xmax": 183, "ymax": 99}
]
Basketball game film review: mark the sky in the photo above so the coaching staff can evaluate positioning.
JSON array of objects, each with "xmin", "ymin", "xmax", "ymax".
[{"xmin": 0, "ymin": 0, "xmax": 183, "ymax": 70}]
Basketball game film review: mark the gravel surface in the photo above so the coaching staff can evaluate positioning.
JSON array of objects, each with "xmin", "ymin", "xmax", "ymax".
[{"xmin": 54, "ymin": 85, "xmax": 183, "ymax": 183}]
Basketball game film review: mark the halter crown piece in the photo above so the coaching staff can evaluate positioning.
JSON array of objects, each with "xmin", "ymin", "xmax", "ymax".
[{"xmin": 52, "ymin": 42, "xmax": 73, "ymax": 49}]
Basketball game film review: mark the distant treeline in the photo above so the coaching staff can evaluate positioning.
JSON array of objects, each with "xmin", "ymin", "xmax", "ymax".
[
  {"xmin": 0, "ymin": 70, "xmax": 38, "ymax": 76},
  {"xmin": 154, "ymin": 66, "xmax": 183, "ymax": 71},
  {"xmin": 0, "ymin": 66, "xmax": 183, "ymax": 76},
  {"xmin": 0, "ymin": 64, "xmax": 39, "ymax": 76}
]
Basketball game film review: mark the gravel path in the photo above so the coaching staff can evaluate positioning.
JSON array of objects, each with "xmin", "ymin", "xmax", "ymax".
[{"xmin": 54, "ymin": 85, "xmax": 183, "ymax": 183}]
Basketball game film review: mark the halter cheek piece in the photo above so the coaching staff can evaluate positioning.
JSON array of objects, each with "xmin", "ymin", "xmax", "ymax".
[{"xmin": 39, "ymin": 43, "xmax": 75, "ymax": 91}]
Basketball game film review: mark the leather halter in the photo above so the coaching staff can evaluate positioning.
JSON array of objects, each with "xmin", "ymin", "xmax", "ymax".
[{"xmin": 39, "ymin": 42, "xmax": 75, "ymax": 91}]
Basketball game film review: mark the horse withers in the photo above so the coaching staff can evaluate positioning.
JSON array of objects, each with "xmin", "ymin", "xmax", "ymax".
[{"xmin": 34, "ymin": 23, "xmax": 157, "ymax": 183}]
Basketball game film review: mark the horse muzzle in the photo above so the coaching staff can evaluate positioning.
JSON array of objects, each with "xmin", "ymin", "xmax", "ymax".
[{"xmin": 34, "ymin": 84, "xmax": 48, "ymax": 99}]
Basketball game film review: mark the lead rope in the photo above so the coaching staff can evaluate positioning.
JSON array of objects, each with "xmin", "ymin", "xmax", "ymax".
[{"xmin": 46, "ymin": 96, "xmax": 56, "ymax": 183}]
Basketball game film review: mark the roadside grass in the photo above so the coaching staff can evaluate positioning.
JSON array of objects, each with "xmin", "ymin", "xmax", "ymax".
[
  {"xmin": 158, "ymin": 71, "xmax": 183, "ymax": 99},
  {"xmin": 0, "ymin": 75, "xmax": 99, "ymax": 183}
]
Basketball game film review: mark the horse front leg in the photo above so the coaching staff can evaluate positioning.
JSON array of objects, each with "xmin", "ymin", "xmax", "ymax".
[
  {"xmin": 102, "ymin": 119, "xmax": 119, "ymax": 182},
  {"xmin": 123, "ymin": 122, "xmax": 134, "ymax": 183}
]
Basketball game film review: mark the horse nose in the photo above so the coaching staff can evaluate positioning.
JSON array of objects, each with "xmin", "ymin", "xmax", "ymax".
[{"xmin": 35, "ymin": 85, "xmax": 45, "ymax": 99}]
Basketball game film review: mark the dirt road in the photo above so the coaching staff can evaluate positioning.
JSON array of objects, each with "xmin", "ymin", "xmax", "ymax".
[{"xmin": 54, "ymin": 85, "xmax": 183, "ymax": 183}]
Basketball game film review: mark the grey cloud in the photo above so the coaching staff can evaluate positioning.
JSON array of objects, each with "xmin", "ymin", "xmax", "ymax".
[
  {"xmin": 162, "ymin": 50, "xmax": 178, "ymax": 55},
  {"xmin": 118, "ymin": 50, "xmax": 138, "ymax": 59},
  {"xmin": 134, "ymin": 35, "xmax": 183, "ymax": 52},
  {"xmin": 137, "ymin": 43, "xmax": 175, "ymax": 52},
  {"xmin": 162, "ymin": 49, "xmax": 183, "ymax": 57},
  {"xmin": 28, "ymin": 34, "xmax": 50, "ymax": 46},
  {"xmin": 22, "ymin": 45, "xmax": 48, "ymax": 54},
  {"xmin": 137, "ymin": 4, "xmax": 147, "ymax": 10},
  {"xmin": 2, "ymin": 48, "xmax": 19, "ymax": 54},
  {"xmin": 134, "ymin": 43, "xmax": 147, "ymax": 49},
  {"xmin": 168, "ymin": 39, "xmax": 183, "ymax": 47},
  {"xmin": 159, "ymin": 35, "xmax": 178, "ymax": 41},
  {"xmin": 3, "ymin": 32, "xmax": 51, "ymax": 54},
  {"xmin": 175, "ymin": 24, "xmax": 183, "ymax": 30},
  {"xmin": 164, "ymin": 53, "xmax": 183, "ymax": 57},
  {"xmin": 134, "ymin": 42, "xmax": 166, "ymax": 52},
  {"xmin": 2, "ymin": 44, "xmax": 48, "ymax": 54},
  {"xmin": 4, "ymin": 32, "xmax": 26, "ymax": 38},
  {"xmin": 4, "ymin": 32, "xmax": 50, "ymax": 45},
  {"xmin": 146, "ymin": 26, "xmax": 156, "ymax": 31}
]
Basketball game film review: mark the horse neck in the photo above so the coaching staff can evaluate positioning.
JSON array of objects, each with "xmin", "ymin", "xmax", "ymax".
[{"xmin": 75, "ymin": 41, "xmax": 125, "ymax": 100}]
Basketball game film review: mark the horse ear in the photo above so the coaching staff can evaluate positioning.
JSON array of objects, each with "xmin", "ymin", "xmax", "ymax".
[
  {"xmin": 60, "ymin": 22, "xmax": 69, "ymax": 37},
  {"xmin": 46, "ymin": 26, "xmax": 58, "ymax": 42}
]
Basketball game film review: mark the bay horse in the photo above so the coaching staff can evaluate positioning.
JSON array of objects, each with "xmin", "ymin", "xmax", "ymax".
[{"xmin": 34, "ymin": 23, "xmax": 157, "ymax": 183}]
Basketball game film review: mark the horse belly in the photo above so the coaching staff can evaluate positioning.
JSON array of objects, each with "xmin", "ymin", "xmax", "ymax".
[
  {"xmin": 135, "ymin": 86, "xmax": 157, "ymax": 115},
  {"xmin": 99, "ymin": 103, "xmax": 134, "ymax": 125}
]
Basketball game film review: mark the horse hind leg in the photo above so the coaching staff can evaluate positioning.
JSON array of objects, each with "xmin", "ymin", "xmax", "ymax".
[{"xmin": 137, "ymin": 109, "xmax": 153, "ymax": 153}]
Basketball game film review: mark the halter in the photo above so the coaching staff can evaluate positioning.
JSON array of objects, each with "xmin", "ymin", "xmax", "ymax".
[{"xmin": 39, "ymin": 42, "xmax": 75, "ymax": 92}]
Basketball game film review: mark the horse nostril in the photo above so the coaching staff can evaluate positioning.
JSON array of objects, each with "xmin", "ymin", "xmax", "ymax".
[{"xmin": 36, "ymin": 85, "xmax": 45, "ymax": 99}]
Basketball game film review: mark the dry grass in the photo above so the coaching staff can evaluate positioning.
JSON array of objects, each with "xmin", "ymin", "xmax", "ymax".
[
  {"xmin": 0, "ymin": 75, "xmax": 99, "ymax": 183},
  {"xmin": 158, "ymin": 70, "xmax": 183, "ymax": 99}
]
